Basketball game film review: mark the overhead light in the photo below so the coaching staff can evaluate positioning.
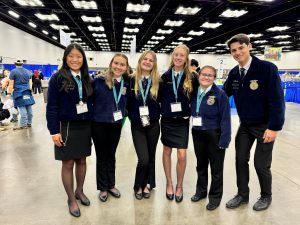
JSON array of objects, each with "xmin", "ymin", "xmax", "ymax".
[
  {"xmin": 257, "ymin": 0, "xmax": 275, "ymax": 2},
  {"xmin": 253, "ymin": 40, "xmax": 268, "ymax": 43},
  {"xmin": 52, "ymin": 36, "xmax": 58, "ymax": 40},
  {"xmin": 42, "ymin": 30, "xmax": 48, "ymax": 35},
  {"xmin": 88, "ymin": 25, "xmax": 104, "ymax": 31},
  {"xmin": 8, "ymin": 10, "xmax": 20, "ymax": 19},
  {"xmin": 178, "ymin": 37, "xmax": 193, "ymax": 41},
  {"xmin": 92, "ymin": 33, "xmax": 106, "ymax": 37},
  {"xmin": 123, "ymin": 34, "xmax": 135, "ymax": 39},
  {"xmin": 257, "ymin": 45, "xmax": 270, "ymax": 48},
  {"xmin": 122, "ymin": 43, "xmax": 131, "ymax": 47},
  {"xmin": 165, "ymin": 45, "xmax": 177, "ymax": 48},
  {"xmin": 71, "ymin": 1, "xmax": 97, "ymax": 9},
  {"xmin": 14, "ymin": 0, "xmax": 44, "ymax": 6},
  {"xmin": 273, "ymin": 35, "xmax": 291, "ymax": 39},
  {"xmin": 157, "ymin": 29, "xmax": 173, "ymax": 34},
  {"xmin": 161, "ymin": 48, "xmax": 171, "ymax": 51},
  {"xmin": 215, "ymin": 43, "xmax": 226, "ymax": 46},
  {"xmin": 28, "ymin": 22, "xmax": 37, "ymax": 28},
  {"xmin": 81, "ymin": 15, "xmax": 101, "ymax": 23},
  {"xmin": 164, "ymin": 19, "xmax": 184, "ymax": 27},
  {"xmin": 35, "ymin": 13, "xmax": 59, "ymax": 21},
  {"xmin": 175, "ymin": 6, "xmax": 200, "ymax": 15},
  {"xmin": 50, "ymin": 24, "xmax": 69, "ymax": 30},
  {"xmin": 147, "ymin": 41, "xmax": 159, "ymax": 44},
  {"xmin": 125, "ymin": 17, "xmax": 143, "ymax": 25},
  {"xmin": 190, "ymin": 52, "xmax": 198, "ymax": 54},
  {"xmin": 282, "ymin": 46, "xmax": 292, "ymax": 48},
  {"xmin": 95, "ymin": 39, "xmax": 108, "ymax": 42},
  {"xmin": 277, "ymin": 41, "xmax": 292, "ymax": 44},
  {"xmin": 201, "ymin": 22, "xmax": 222, "ymax": 29},
  {"xmin": 98, "ymin": 43, "xmax": 109, "ymax": 46},
  {"xmin": 220, "ymin": 9, "xmax": 248, "ymax": 18},
  {"xmin": 248, "ymin": 33, "xmax": 263, "ymax": 38},
  {"xmin": 216, "ymin": 50, "xmax": 226, "ymax": 52},
  {"xmin": 144, "ymin": 44, "xmax": 155, "ymax": 47},
  {"xmin": 267, "ymin": 26, "xmax": 290, "ymax": 32},
  {"xmin": 197, "ymin": 49, "xmax": 207, "ymax": 52},
  {"xmin": 124, "ymin": 27, "xmax": 139, "ymax": 33},
  {"xmin": 71, "ymin": 38, "xmax": 82, "ymax": 41},
  {"xmin": 122, "ymin": 40, "xmax": 131, "ymax": 43},
  {"xmin": 171, "ymin": 41, "xmax": 183, "ymax": 45},
  {"xmin": 126, "ymin": 3, "xmax": 150, "ymax": 12},
  {"xmin": 188, "ymin": 30, "xmax": 205, "ymax": 36},
  {"xmin": 151, "ymin": 35, "xmax": 165, "ymax": 40},
  {"xmin": 205, "ymin": 47, "xmax": 217, "ymax": 49}
]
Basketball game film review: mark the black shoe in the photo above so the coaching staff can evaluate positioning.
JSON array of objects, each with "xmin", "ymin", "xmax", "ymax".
[
  {"xmin": 226, "ymin": 194, "xmax": 249, "ymax": 209},
  {"xmin": 206, "ymin": 202, "xmax": 220, "ymax": 210},
  {"xmin": 75, "ymin": 193, "xmax": 90, "ymax": 206},
  {"xmin": 175, "ymin": 186, "xmax": 183, "ymax": 203},
  {"xmin": 253, "ymin": 197, "xmax": 272, "ymax": 211},
  {"xmin": 166, "ymin": 192, "xmax": 174, "ymax": 200},
  {"xmin": 108, "ymin": 188, "xmax": 121, "ymax": 198},
  {"xmin": 135, "ymin": 192, "xmax": 143, "ymax": 200},
  {"xmin": 68, "ymin": 200, "xmax": 81, "ymax": 217},
  {"xmin": 143, "ymin": 192, "xmax": 150, "ymax": 199},
  {"xmin": 99, "ymin": 191, "xmax": 108, "ymax": 202},
  {"xmin": 191, "ymin": 194, "xmax": 207, "ymax": 202}
]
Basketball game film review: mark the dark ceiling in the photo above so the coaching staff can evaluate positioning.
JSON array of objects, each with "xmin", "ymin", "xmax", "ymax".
[{"xmin": 0, "ymin": 0, "xmax": 299, "ymax": 54}]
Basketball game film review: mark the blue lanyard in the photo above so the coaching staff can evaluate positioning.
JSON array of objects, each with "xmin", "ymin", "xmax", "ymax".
[
  {"xmin": 113, "ymin": 78, "xmax": 124, "ymax": 110},
  {"xmin": 196, "ymin": 87, "xmax": 206, "ymax": 115},
  {"xmin": 74, "ymin": 76, "xmax": 83, "ymax": 101},
  {"xmin": 139, "ymin": 78, "xmax": 152, "ymax": 106},
  {"xmin": 171, "ymin": 68, "xmax": 183, "ymax": 102}
]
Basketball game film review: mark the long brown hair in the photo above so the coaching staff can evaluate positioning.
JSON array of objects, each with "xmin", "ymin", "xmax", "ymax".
[
  {"xmin": 169, "ymin": 44, "xmax": 193, "ymax": 96},
  {"xmin": 131, "ymin": 50, "xmax": 160, "ymax": 99},
  {"xmin": 105, "ymin": 53, "xmax": 129, "ymax": 89}
]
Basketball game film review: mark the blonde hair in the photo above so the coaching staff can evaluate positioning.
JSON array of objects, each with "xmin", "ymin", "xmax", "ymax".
[
  {"xmin": 131, "ymin": 50, "xmax": 160, "ymax": 99},
  {"xmin": 105, "ymin": 53, "xmax": 129, "ymax": 89},
  {"xmin": 169, "ymin": 44, "xmax": 193, "ymax": 96}
]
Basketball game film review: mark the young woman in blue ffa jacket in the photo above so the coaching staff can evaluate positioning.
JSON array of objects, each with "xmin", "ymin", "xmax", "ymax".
[
  {"xmin": 92, "ymin": 53, "xmax": 129, "ymax": 202},
  {"xmin": 46, "ymin": 43, "xmax": 93, "ymax": 218},
  {"xmin": 190, "ymin": 66, "xmax": 231, "ymax": 210},
  {"xmin": 224, "ymin": 34, "xmax": 285, "ymax": 211},
  {"xmin": 159, "ymin": 44, "xmax": 193, "ymax": 203},
  {"xmin": 127, "ymin": 50, "xmax": 161, "ymax": 200}
]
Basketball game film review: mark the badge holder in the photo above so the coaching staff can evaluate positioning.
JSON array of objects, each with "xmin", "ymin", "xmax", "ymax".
[
  {"xmin": 76, "ymin": 101, "xmax": 88, "ymax": 114},
  {"xmin": 140, "ymin": 115, "xmax": 150, "ymax": 127},
  {"xmin": 192, "ymin": 116, "xmax": 202, "ymax": 126},
  {"xmin": 113, "ymin": 110, "xmax": 123, "ymax": 121},
  {"xmin": 171, "ymin": 102, "xmax": 182, "ymax": 112}
]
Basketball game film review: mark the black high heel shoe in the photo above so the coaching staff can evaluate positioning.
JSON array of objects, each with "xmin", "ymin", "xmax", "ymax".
[
  {"xmin": 175, "ymin": 186, "xmax": 183, "ymax": 203},
  {"xmin": 166, "ymin": 184, "xmax": 174, "ymax": 200},
  {"xmin": 68, "ymin": 200, "xmax": 81, "ymax": 217},
  {"xmin": 75, "ymin": 192, "xmax": 90, "ymax": 206}
]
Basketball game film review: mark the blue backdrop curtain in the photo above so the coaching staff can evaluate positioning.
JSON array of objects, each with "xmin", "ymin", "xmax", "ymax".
[{"xmin": 3, "ymin": 64, "xmax": 58, "ymax": 78}]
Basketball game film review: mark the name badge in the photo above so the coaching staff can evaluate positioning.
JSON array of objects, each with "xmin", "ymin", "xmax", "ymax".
[
  {"xmin": 23, "ymin": 95, "xmax": 30, "ymax": 100},
  {"xmin": 76, "ymin": 102, "xmax": 88, "ymax": 114},
  {"xmin": 171, "ymin": 102, "xmax": 182, "ymax": 112},
  {"xmin": 141, "ymin": 115, "xmax": 150, "ymax": 127},
  {"xmin": 139, "ymin": 106, "xmax": 149, "ymax": 116},
  {"xmin": 192, "ymin": 116, "xmax": 202, "ymax": 126},
  {"xmin": 113, "ymin": 110, "xmax": 123, "ymax": 121}
]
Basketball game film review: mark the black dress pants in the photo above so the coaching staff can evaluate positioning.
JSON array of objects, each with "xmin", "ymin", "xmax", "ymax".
[
  {"xmin": 131, "ymin": 121, "xmax": 160, "ymax": 192},
  {"xmin": 92, "ymin": 122, "xmax": 122, "ymax": 191},
  {"xmin": 235, "ymin": 123, "xmax": 274, "ymax": 198},
  {"xmin": 192, "ymin": 128, "xmax": 225, "ymax": 205}
]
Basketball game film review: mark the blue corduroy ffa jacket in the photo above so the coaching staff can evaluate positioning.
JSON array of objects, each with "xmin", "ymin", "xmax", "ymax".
[
  {"xmin": 191, "ymin": 83, "xmax": 231, "ymax": 148},
  {"xmin": 159, "ymin": 69, "xmax": 191, "ymax": 118},
  {"xmin": 223, "ymin": 56, "xmax": 285, "ymax": 131},
  {"xmin": 46, "ymin": 71, "xmax": 93, "ymax": 135},
  {"xmin": 127, "ymin": 77, "xmax": 160, "ymax": 124},
  {"xmin": 92, "ymin": 76, "xmax": 129, "ymax": 124}
]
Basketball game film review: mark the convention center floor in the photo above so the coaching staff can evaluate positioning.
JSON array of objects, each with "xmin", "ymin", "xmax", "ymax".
[{"xmin": 0, "ymin": 94, "xmax": 299, "ymax": 225}]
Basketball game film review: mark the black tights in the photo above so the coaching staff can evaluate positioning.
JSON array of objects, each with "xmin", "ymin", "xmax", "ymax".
[{"xmin": 62, "ymin": 157, "xmax": 87, "ymax": 209}]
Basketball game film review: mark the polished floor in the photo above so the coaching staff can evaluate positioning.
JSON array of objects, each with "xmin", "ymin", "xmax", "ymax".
[{"xmin": 0, "ymin": 94, "xmax": 299, "ymax": 225}]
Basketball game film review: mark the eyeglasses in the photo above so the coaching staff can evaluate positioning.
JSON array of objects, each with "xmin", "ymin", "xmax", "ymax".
[{"xmin": 200, "ymin": 73, "xmax": 215, "ymax": 78}]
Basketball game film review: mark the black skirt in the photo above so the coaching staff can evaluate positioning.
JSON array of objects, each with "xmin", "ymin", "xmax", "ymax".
[
  {"xmin": 55, "ymin": 121, "xmax": 92, "ymax": 161},
  {"xmin": 160, "ymin": 117, "xmax": 190, "ymax": 149}
]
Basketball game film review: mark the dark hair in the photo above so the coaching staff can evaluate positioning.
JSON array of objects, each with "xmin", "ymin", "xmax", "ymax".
[
  {"xmin": 59, "ymin": 43, "xmax": 93, "ymax": 96},
  {"xmin": 226, "ymin": 33, "xmax": 250, "ymax": 49},
  {"xmin": 191, "ymin": 59, "xmax": 199, "ymax": 67}
]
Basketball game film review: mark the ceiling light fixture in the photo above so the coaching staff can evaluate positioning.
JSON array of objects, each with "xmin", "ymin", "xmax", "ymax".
[
  {"xmin": 81, "ymin": 15, "xmax": 101, "ymax": 23},
  {"xmin": 50, "ymin": 24, "xmax": 69, "ymax": 30},
  {"xmin": 71, "ymin": 0, "xmax": 97, "ymax": 9},
  {"xmin": 52, "ymin": 36, "xmax": 58, "ymax": 40},
  {"xmin": 157, "ymin": 29, "xmax": 173, "ymax": 34},
  {"xmin": 14, "ymin": 0, "xmax": 44, "ymax": 6},
  {"xmin": 151, "ymin": 36, "xmax": 165, "ymax": 40},
  {"xmin": 175, "ymin": 6, "xmax": 200, "ymax": 15},
  {"xmin": 253, "ymin": 40, "xmax": 268, "ymax": 43},
  {"xmin": 35, "ymin": 13, "xmax": 59, "ymax": 21},
  {"xmin": 178, "ymin": 37, "xmax": 193, "ymax": 41},
  {"xmin": 201, "ymin": 22, "xmax": 222, "ymax": 29},
  {"xmin": 42, "ymin": 30, "xmax": 48, "ymax": 35},
  {"xmin": 123, "ymin": 34, "xmax": 135, "ymax": 39},
  {"xmin": 267, "ymin": 26, "xmax": 290, "ymax": 31},
  {"xmin": 124, "ymin": 27, "xmax": 139, "ymax": 33},
  {"xmin": 164, "ymin": 19, "xmax": 184, "ymax": 27},
  {"xmin": 8, "ymin": 10, "xmax": 20, "ymax": 19},
  {"xmin": 247, "ymin": 33, "xmax": 263, "ymax": 38},
  {"xmin": 220, "ymin": 9, "xmax": 248, "ymax": 18},
  {"xmin": 28, "ymin": 22, "xmax": 37, "ymax": 28},
  {"xmin": 92, "ymin": 33, "xmax": 106, "ymax": 37},
  {"xmin": 125, "ymin": 17, "xmax": 143, "ymax": 25},
  {"xmin": 277, "ymin": 41, "xmax": 292, "ymax": 44},
  {"xmin": 273, "ymin": 35, "xmax": 291, "ymax": 39},
  {"xmin": 188, "ymin": 30, "xmax": 205, "ymax": 36},
  {"xmin": 88, "ymin": 25, "xmax": 104, "ymax": 32},
  {"xmin": 126, "ymin": 3, "xmax": 150, "ymax": 12}
]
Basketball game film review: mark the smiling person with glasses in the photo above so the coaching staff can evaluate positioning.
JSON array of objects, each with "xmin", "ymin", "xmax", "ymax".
[{"xmin": 190, "ymin": 65, "xmax": 231, "ymax": 210}]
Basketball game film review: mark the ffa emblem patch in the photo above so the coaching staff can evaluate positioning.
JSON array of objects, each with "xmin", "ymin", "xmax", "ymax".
[
  {"xmin": 250, "ymin": 80, "xmax": 259, "ymax": 90},
  {"xmin": 122, "ymin": 87, "xmax": 127, "ymax": 95}
]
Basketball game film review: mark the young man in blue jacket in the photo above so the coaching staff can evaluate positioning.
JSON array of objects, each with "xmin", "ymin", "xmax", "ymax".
[{"xmin": 223, "ymin": 34, "xmax": 285, "ymax": 211}]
